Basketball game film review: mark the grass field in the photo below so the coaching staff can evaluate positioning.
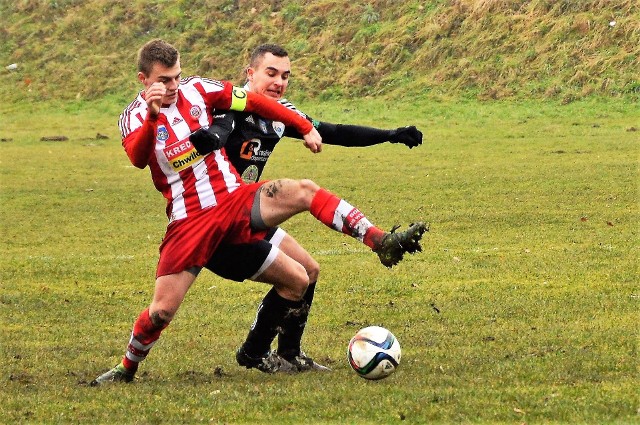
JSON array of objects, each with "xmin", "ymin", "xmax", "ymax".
[{"xmin": 1, "ymin": 97, "xmax": 638, "ymax": 424}]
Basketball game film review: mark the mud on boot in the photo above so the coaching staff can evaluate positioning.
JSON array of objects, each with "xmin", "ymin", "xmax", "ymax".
[
  {"xmin": 375, "ymin": 222, "xmax": 428, "ymax": 268},
  {"xmin": 90, "ymin": 363, "xmax": 135, "ymax": 387},
  {"xmin": 279, "ymin": 350, "xmax": 331, "ymax": 372},
  {"xmin": 236, "ymin": 346, "xmax": 296, "ymax": 373}
]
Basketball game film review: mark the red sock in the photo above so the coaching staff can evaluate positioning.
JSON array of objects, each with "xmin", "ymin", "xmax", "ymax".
[
  {"xmin": 310, "ymin": 188, "xmax": 384, "ymax": 249},
  {"xmin": 121, "ymin": 308, "xmax": 167, "ymax": 372},
  {"xmin": 309, "ymin": 188, "xmax": 341, "ymax": 227},
  {"xmin": 363, "ymin": 226, "xmax": 385, "ymax": 250}
]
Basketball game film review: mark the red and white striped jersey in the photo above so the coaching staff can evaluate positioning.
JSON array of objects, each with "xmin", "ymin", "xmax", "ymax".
[{"xmin": 119, "ymin": 77, "xmax": 245, "ymax": 223}]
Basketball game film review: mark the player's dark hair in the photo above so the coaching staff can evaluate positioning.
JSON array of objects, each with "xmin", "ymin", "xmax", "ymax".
[
  {"xmin": 137, "ymin": 39, "xmax": 179, "ymax": 75},
  {"xmin": 249, "ymin": 44, "xmax": 289, "ymax": 68}
]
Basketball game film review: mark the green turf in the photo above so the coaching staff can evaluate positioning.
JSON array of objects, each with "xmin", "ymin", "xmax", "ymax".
[{"xmin": 0, "ymin": 97, "xmax": 637, "ymax": 424}]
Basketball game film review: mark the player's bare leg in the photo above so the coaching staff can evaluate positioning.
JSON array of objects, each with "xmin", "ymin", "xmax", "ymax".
[
  {"xmin": 91, "ymin": 271, "xmax": 196, "ymax": 386},
  {"xmin": 276, "ymin": 233, "xmax": 319, "ymax": 282},
  {"xmin": 258, "ymin": 178, "xmax": 427, "ymax": 267}
]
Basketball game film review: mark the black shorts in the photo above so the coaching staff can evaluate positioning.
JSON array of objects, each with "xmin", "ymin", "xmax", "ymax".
[{"xmin": 205, "ymin": 227, "xmax": 286, "ymax": 282}]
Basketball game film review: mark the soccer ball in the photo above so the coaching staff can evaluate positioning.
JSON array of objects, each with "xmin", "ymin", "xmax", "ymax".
[{"xmin": 347, "ymin": 326, "xmax": 401, "ymax": 380}]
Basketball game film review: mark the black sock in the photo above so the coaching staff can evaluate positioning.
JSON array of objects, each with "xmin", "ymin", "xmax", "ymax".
[
  {"xmin": 243, "ymin": 287, "xmax": 305, "ymax": 358},
  {"xmin": 277, "ymin": 282, "xmax": 316, "ymax": 359}
]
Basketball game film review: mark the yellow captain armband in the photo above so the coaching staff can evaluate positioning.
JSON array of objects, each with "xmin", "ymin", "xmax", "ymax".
[{"xmin": 230, "ymin": 87, "xmax": 248, "ymax": 111}]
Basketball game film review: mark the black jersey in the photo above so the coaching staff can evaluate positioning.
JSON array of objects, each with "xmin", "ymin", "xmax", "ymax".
[
  {"xmin": 209, "ymin": 99, "xmax": 413, "ymax": 183},
  {"xmin": 219, "ymin": 99, "xmax": 310, "ymax": 183}
]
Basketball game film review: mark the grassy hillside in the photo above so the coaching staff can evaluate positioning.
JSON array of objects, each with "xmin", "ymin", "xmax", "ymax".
[{"xmin": 1, "ymin": 0, "xmax": 638, "ymax": 104}]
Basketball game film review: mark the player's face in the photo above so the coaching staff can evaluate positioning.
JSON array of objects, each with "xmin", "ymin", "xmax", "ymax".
[
  {"xmin": 138, "ymin": 60, "xmax": 182, "ymax": 105},
  {"xmin": 247, "ymin": 53, "xmax": 291, "ymax": 100}
]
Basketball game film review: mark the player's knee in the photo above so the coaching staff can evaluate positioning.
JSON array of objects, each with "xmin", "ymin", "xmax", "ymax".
[
  {"xmin": 298, "ymin": 179, "xmax": 320, "ymax": 198},
  {"xmin": 271, "ymin": 260, "xmax": 310, "ymax": 300},
  {"xmin": 289, "ymin": 262, "xmax": 310, "ymax": 300},
  {"xmin": 269, "ymin": 179, "xmax": 317, "ymax": 210},
  {"xmin": 306, "ymin": 258, "xmax": 320, "ymax": 283},
  {"xmin": 284, "ymin": 179, "xmax": 319, "ymax": 210}
]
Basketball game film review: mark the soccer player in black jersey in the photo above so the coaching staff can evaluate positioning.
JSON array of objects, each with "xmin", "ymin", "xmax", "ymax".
[
  {"xmin": 190, "ymin": 44, "xmax": 425, "ymax": 373},
  {"xmin": 192, "ymin": 44, "xmax": 422, "ymax": 184}
]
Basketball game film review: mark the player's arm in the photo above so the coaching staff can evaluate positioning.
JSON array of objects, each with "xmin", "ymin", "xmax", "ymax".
[
  {"xmin": 243, "ymin": 89, "xmax": 322, "ymax": 153},
  {"xmin": 189, "ymin": 112, "xmax": 235, "ymax": 155},
  {"xmin": 209, "ymin": 84, "xmax": 321, "ymax": 153},
  {"xmin": 121, "ymin": 83, "xmax": 164, "ymax": 169},
  {"xmin": 285, "ymin": 120, "xmax": 423, "ymax": 149},
  {"xmin": 215, "ymin": 85, "xmax": 314, "ymax": 138},
  {"xmin": 320, "ymin": 122, "xmax": 422, "ymax": 148},
  {"xmin": 121, "ymin": 114, "xmax": 158, "ymax": 168}
]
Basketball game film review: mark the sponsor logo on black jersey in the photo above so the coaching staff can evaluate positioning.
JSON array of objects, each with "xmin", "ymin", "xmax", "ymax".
[{"xmin": 240, "ymin": 138, "xmax": 262, "ymax": 160}]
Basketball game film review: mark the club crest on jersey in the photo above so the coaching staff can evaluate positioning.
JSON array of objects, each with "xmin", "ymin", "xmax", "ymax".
[
  {"xmin": 190, "ymin": 105, "xmax": 202, "ymax": 118},
  {"xmin": 157, "ymin": 125, "xmax": 169, "ymax": 142},
  {"xmin": 258, "ymin": 119, "xmax": 268, "ymax": 134},
  {"xmin": 272, "ymin": 121, "xmax": 285, "ymax": 138},
  {"xmin": 241, "ymin": 165, "xmax": 260, "ymax": 183}
]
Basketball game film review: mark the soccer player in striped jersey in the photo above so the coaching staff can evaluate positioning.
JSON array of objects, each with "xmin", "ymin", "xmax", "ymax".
[
  {"xmin": 193, "ymin": 44, "xmax": 427, "ymax": 373},
  {"xmin": 91, "ymin": 39, "xmax": 320, "ymax": 385}
]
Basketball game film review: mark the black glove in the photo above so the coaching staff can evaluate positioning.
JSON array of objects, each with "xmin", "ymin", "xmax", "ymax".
[
  {"xmin": 389, "ymin": 126, "xmax": 422, "ymax": 148},
  {"xmin": 189, "ymin": 113, "xmax": 235, "ymax": 155}
]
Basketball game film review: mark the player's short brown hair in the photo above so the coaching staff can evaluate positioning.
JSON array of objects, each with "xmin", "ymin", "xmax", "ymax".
[
  {"xmin": 249, "ymin": 44, "xmax": 289, "ymax": 68},
  {"xmin": 137, "ymin": 39, "xmax": 179, "ymax": 75}
]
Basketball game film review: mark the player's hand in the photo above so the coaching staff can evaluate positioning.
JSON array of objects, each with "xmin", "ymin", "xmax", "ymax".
[
  {"xmin": 389, "ymin": 126, "xmax": 422, "ymax": 148},
  {"xmin": 189, "ymin": 127, "xmax": 225, "ymax": 155},
  {"xmin": 189, "ymin": 113, "xmax": 235, "ymax": 155},
  {"xmin": 145, "ymin": 82, "xmax": 165, "ymax": 117},
  {"xmin": 303, "ymin": 127, "xmax": 323, "ymax": 153}
]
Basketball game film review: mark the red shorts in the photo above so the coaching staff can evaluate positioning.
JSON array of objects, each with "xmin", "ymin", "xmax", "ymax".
[{"xmin": 156, "ymin": 182, "xmax": 268, "ymax": 278}]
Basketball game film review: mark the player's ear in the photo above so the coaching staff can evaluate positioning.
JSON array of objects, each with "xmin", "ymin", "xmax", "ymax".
[
  {"xmin": 137, "ymin": 71, "xmax": 147, "ymax": 85},
  {"xmin": 246, "ymin": 66, "xmax": 254, "ymax": 82}
]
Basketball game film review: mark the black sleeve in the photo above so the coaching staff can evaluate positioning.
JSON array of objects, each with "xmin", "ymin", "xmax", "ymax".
[
  {"xmin": 316, "ymin": 122, "xmax": 393, "ymax": 147},
  {"xmin": 282, "ymin": 119, "xmax": 392, "ymax": 147},
  {"xmin": 282, "ymin": 117, "xmax": 423, "ymax": 148},
  {"xmin": 189, "ymin": 112, "xmax": 236, "ymax": 155}
]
